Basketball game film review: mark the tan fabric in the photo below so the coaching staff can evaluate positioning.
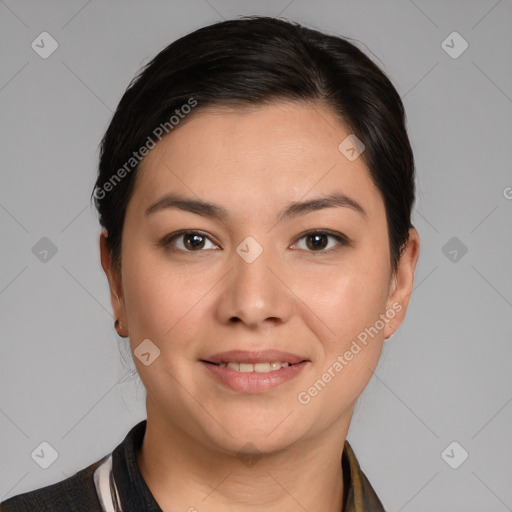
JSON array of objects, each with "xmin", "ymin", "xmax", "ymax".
[{"xmin": 343, "ymin": 441, "xmax": 386, "ymax": 511}]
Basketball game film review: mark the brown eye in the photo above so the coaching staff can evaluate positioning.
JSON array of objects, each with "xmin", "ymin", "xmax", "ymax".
[
  {"xmin": 162, "ymin": 230, "xmax": 219, "ymax": 252},
  {"xmin": 306, "ymin": 233, "xmax": 328, "ymax": 251},
  {"xmin": 292, "ymin": 230, "xmax": 348, "ymax": 253},
  {"xmin": 184, "ymin": 233, "xmax": 206, "ymax": 250}
]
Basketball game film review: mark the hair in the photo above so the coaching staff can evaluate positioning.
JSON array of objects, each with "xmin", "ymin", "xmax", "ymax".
[{"xmin": 92, "ymin": 15, "xmax": 415, "ymax": 270}]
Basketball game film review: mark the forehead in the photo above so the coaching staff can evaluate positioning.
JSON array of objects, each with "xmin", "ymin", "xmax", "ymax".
[{"xmin": 131, "ymin": 101, "xmax": 384, "ymax": 221}]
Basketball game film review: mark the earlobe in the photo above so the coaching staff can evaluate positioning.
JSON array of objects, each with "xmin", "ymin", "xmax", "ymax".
[{"xmin": 114, "ymin": 318, "xmax": 129, "ymax": 338}]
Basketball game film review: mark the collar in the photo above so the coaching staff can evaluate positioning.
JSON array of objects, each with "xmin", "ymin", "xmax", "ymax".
[{"xmin": 94, "ymin": 420, "xmax": 385, "ymax": 512}]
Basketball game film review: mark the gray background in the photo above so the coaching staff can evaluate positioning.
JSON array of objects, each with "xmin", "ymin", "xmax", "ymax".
[{"xmin": 1, "ymin": 1, "xmax": 511, "ymax": 510}]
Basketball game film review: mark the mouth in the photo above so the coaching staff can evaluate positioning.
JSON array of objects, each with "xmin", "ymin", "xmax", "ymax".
[
  {"xmin": 204, "ymin": 361, "xmax": 298, "ymax": 372},
  {"xmin": 200, "ymin": 350, "xmax": 309, "ymax": 393}
]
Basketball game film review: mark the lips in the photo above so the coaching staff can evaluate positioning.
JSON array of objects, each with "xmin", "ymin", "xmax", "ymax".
[{"xmin": 201, "ymin": 350, "xmax": 309, "ymax": 393}]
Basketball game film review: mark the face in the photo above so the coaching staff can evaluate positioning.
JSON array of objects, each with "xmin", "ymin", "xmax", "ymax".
[{"xmin": 101, "ymin": 101, "xmax": 419, "ymax": 455}]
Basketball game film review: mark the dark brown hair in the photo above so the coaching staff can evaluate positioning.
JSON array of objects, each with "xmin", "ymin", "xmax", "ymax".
[{"xmin": 93, "ymin": 15, "xmax": 415, "ymax": 269}]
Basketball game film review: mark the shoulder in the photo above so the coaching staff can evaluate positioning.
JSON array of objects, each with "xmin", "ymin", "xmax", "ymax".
[{"xmin": 0, "ymin": 456, "xmax": 107, "ymax": 512}]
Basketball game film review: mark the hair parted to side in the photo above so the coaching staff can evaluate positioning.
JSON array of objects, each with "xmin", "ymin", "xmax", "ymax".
[{"xmin": 92, "ymin": 15, "xmax": 415, "ymax": 270}]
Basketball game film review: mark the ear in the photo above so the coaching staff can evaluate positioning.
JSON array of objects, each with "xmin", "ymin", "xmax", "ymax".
[
  {"xmin": 384, "ymin": 227, "xmax": 420, "ymax": 339},
  {"xmin": 99, "ymin": 230, "xmax": 128, "ymax": 336}
]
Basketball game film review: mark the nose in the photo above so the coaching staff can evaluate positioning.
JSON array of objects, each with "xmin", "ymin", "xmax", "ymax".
[{"xmin": 214, "ymin": 241, "xmax": 294, "ymax": 329}]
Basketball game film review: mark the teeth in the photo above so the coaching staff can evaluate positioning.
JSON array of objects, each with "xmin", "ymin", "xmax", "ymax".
[
  {"xmin": 219, "ymin": 361, "xmax": 291, "ymax": 372},
  {"xmin": 254, "ymin": 362, "xmax": 270, "ymax": 373}
]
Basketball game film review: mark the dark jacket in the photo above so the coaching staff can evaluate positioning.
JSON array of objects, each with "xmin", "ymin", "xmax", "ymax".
[{"xmin": 1, "ymin": 420, "xmax": 385, "ymax": 511}]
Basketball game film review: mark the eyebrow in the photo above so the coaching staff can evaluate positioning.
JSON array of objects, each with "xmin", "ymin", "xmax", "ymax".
[{"xmin": 145, "ymin": 191, "xmax": 367, "ymax": 221}]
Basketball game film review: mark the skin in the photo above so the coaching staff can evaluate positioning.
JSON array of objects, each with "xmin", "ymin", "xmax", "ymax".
[{"xmin": 100, "ymin": 101, "xmax": 420, "ymax": 512}]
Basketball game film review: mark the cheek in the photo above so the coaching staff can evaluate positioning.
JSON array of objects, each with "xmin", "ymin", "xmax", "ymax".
[
  {"xmin": 121, "ymin": 249, "xmax": 208, "ymax": 349},
  {"xmin": 293, "ymin": 269, "xmax": 388, "ymax": 424},
  {"xmin": 297, "ymin": 254, "xmax": 390, "ymax": 345},
  {"xmin": 293, "ymin": 247, "xmax": 390, "ymax": 397}
]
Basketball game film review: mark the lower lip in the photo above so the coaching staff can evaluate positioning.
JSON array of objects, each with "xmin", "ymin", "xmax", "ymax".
[{"xmin": 201, "ymin": 361, "xmax": 308, "ymax": 393}]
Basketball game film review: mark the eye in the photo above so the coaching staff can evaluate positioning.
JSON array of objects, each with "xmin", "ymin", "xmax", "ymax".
[
  {"xmin": 291, "ymin": 230, "xmax": 348, "ymax": 253},
  {"xmin": 161, "ymin": 230, "xmax": 219, "ymax": 252}
]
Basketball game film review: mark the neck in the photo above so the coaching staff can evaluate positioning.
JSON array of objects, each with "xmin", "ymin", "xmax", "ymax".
[{"xmin": 137, "ymin": 406, "xmax": 351, "ymax": 512}]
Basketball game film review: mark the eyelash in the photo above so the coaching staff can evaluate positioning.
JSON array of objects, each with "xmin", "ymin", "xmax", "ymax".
[{"xmin": 160, "ymin": 229, "xmax": 349, "ymax": 254}]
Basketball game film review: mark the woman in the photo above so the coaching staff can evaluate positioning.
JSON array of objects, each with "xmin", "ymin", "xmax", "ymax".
[{"xmin": 1, "ymin": 15, "xmax": 419, "ymax": 512}]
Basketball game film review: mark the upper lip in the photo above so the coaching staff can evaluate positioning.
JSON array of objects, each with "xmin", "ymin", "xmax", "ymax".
[{"xmin": 202, "ymin": 350, "xmax": 308, "ymax": 365}]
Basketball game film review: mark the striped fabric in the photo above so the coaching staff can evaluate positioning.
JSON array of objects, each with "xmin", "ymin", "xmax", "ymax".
[
  {"xmin": 1, "ymin": 420, "xmax": 386, "ymax": 511},
  {"xmin": 93, "ymin": 454, "xmax": 122, "ymax": 512}
]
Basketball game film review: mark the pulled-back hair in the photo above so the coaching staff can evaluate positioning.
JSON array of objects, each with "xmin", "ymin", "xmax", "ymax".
[{"xmin": 93, "ymin": 15, "xmax": 415, "ymax": 269}]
